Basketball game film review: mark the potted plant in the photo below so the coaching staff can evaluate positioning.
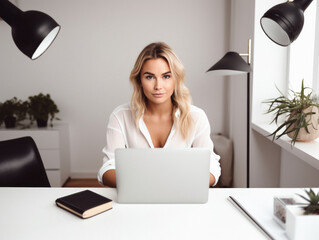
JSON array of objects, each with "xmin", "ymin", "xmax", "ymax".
[
  {"xmin": 264, "ymin": 80, "xmax": 319, "ymax": 145},
  {"xmin": 286, "ymin": 189, "xmax": 319, "ymax": 239},
  {"xmin": 0, "ymin": 97, "xmax": 29, "ymax": 128},
  {"xmin": 28, "ymin": 93, "xmax": 60, "ymax": 127}
]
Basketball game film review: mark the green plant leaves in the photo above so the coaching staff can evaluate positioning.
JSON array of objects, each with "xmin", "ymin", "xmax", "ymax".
[
  {"xmin": 0, "ymin": 93, "xmax": 60, "ymax": 128},
  {"xmin": 264, "ymin": 79, "xmax": 319, "ymax": 145},
  {"xmin": 296, "ymin": 189, "xmax": 319, "ymax": 215},
  {"xmin": 28, "ymin": 93, "xmax": 59, "ymax": 127},
  {"xmin": 0, "ymin": 97, "xmax": 29, "ymax": 128}
]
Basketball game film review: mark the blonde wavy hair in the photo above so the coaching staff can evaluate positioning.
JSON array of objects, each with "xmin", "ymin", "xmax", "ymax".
[{"xmin": 130, "ymin": 42, "xmax": 193, "ymax": 139}]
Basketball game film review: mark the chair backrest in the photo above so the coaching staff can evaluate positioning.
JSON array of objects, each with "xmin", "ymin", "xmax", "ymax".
[{"xmin": 0, "ymin": 136, "xmax": 51, "ymax": 187}]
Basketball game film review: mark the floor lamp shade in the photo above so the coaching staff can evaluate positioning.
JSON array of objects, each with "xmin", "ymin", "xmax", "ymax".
[
  {"xmin": 260, "ymin": 0, "xmax": 313, "ymax": 46},
  {"xmin": 206, "ymin": 52, "xmax": 251, "ymax": 75},
  {"xmin": 0, "ymin": 0, "xmax": 60, "ymax": 60}
]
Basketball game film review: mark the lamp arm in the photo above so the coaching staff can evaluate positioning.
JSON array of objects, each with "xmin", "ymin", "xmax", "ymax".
[
  {"xmin": 239, "ymin": 39, "xmax": 252, "ymax": 64},
  {"xmin": 0, "ymin": 0, "xmax": 23, "ymax": 26},
  {"xmin": 294, "ymin": 0, "xmax": 313, "ymax": 11}
]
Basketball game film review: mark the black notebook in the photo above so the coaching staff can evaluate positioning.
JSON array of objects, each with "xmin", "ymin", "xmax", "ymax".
[{"xmin": 56, "ymin": 190, "xmax": 112, "ymax": 219}]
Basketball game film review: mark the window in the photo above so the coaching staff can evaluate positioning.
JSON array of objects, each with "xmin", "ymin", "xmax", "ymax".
[
  {"xmin": 314, "ymin": 1, "xmax": 319, "ymax": 95},
  {"xmin": 288, "ymin": 1, "xmax": 318, "ymax": 95}
]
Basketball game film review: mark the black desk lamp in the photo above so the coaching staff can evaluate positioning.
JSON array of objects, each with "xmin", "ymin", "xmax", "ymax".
[
  {"xmin": 207, "ymin": 39, "xmax": 252, "ymax": 187},
  {"xmin": 260, "ymin": 0, "xmax": 313, "ymax": 46},
  {"xmin": 0, "ymin": 0, "xmax": 60, "ymax": 60}
]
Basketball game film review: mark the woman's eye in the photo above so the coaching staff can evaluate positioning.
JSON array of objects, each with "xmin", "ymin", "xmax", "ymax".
[
  {"xmin": 146, "ymin": 75, "xmax": 154, "ymax": 80},
  {"xmin": 163, "ymin": 75, "xmax": 171, "ymax": 79}
]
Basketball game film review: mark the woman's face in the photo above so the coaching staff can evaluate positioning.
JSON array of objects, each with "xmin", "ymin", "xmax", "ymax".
[{"xmin": 140, "ymin": 58, "xmax": 175, "ymax": 106}]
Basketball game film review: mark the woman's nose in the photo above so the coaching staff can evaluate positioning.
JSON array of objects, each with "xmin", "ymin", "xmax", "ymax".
[{"xmin": 154, "ymin": 79, "xmax": 162, "ymax": 90}]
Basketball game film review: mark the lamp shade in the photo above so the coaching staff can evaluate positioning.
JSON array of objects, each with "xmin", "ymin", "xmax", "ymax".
[
  {"xmin": 0, "ymin": 0, "xmax": 60, "ymax": 60},
  {"xmin": 206, "ymin": 52, "xmax": 251, "ymax": 76},
  {"xmin": 260, "ymin": 0, "xmax": 313, "ymax": 46}
]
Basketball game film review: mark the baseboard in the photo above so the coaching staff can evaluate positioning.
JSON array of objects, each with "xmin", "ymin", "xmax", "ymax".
[{"xmin": 70, "ymin": 171, "xmax": 97, "ymax": 179}]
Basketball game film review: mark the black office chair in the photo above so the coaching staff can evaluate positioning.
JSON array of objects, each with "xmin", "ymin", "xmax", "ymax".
[{"xmin": 0, "ymin": 136, "xmax": 51, "ymax": 187}]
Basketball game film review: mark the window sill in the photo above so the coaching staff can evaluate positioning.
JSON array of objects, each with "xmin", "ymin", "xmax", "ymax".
[{"xmin": 251, "ymin": 121, "xmax": 319, "ymax": 170}]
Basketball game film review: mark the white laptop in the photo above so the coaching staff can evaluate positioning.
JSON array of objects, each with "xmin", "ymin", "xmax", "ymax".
[{"xmin": 115, "ymin": 148, "xmax": 211, "ymax": 204}]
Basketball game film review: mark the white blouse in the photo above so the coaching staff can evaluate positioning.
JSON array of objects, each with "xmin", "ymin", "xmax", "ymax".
[{"xmin": 97, "ymin": 103, "xmax": 221, "ymax": 186}]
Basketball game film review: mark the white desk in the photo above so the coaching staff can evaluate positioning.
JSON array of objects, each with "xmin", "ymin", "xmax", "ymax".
[{"xmin": 0, "ymin": 188, "xmax": 304, "ymax": 240}]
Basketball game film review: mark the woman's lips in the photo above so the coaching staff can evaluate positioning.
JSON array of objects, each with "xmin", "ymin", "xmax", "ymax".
[{"xmin": 152, "ymin": 93, "xmax": 165, "ymax": 98}]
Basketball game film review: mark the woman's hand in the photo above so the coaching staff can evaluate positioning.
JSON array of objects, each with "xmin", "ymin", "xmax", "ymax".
[
  {"xmin": 209, "ymin": 173, "xmax": 215, "ymax": 187},
  {"xmin": 102, "ymin": 169, "xmax": 117, "ymax": 188}
]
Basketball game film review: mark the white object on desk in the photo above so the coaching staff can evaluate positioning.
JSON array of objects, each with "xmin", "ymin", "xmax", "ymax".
[
  {"xmin": 0, "ymin": 188, "xmax": 268, "ymax": 240},
  {"xmin": 0, "ymin": 123, "xmax": 70, "ymax": 186},
  {"xmin": 286, "ymin": 205, "xmax": 319, "ymax": 240}
]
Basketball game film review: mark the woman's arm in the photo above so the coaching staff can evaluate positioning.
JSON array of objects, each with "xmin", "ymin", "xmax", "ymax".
[
  {"xmin": 98, "ymin": 108, "xmax": 126, "ymax": 187},
  {"xmin": 191, "ymin": 108, "xmax": 221, "ymax": 186}
]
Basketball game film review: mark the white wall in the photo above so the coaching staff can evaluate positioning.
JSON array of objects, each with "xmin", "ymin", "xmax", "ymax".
[
  {"xmin": 0, "ymin": 0, "xmax": 231, "ymax": 177},
  {"xmin": 280, "ymin": 150, "xmax": 319, "ymax": 187}
]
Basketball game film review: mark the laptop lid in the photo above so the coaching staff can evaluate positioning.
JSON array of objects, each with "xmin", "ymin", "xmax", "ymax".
[{"xmin": 115, "ymin": 148, "xmax": 210, "ymax": 204}]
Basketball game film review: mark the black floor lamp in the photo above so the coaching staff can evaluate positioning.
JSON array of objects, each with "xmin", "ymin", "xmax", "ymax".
[
  {"xmin": 207, "ymin": 39, "xmax": 252, "ymax": 187},
  {"xmin": 0, "ymin": 0, "xmax": 60, "ymax": 60}
]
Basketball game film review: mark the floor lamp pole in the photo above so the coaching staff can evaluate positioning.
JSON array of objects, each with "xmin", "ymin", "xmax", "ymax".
[
  {"xmin": 247, "ymin": 72, "xmax": 250, "ymax": 188},
  {"xmin": 243, "ymin": 39, "xmax": 251, "ymax": 188}
]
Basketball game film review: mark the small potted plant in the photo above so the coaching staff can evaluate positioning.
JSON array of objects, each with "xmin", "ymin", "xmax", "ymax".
[
  {"xmin": 28, "ymin": 93, "xmax": 60, "ymax": 127},
  {"xmin": 0, "ymin": 97, "xmax": 29, "ymax": 128},
  {"xmin": 264, "ymin": 80, "xmax": 319, "ymax": 145},
  {"xmin": 286, "ymin": 188, "xmax": 319, "ymax": 239}
]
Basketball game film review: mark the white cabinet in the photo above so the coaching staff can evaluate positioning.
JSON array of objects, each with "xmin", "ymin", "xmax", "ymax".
[{"xmin": 0, "ymin": 123, "xmax": 70, "ymax": 187}]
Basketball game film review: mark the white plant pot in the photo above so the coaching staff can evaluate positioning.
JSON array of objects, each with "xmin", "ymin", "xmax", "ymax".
[
  {"xmin": 287, "ymin": 106, "xmax": 319, "ymax": 142},
  {"xmin": 286, "ymin": 205, "xmax": 319, "ymax": 240}
]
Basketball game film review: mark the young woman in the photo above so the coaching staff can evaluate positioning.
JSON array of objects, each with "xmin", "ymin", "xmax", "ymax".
[{"xmin": 97, "ymin": 42, "xmax": 221, "ymax": 187}]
